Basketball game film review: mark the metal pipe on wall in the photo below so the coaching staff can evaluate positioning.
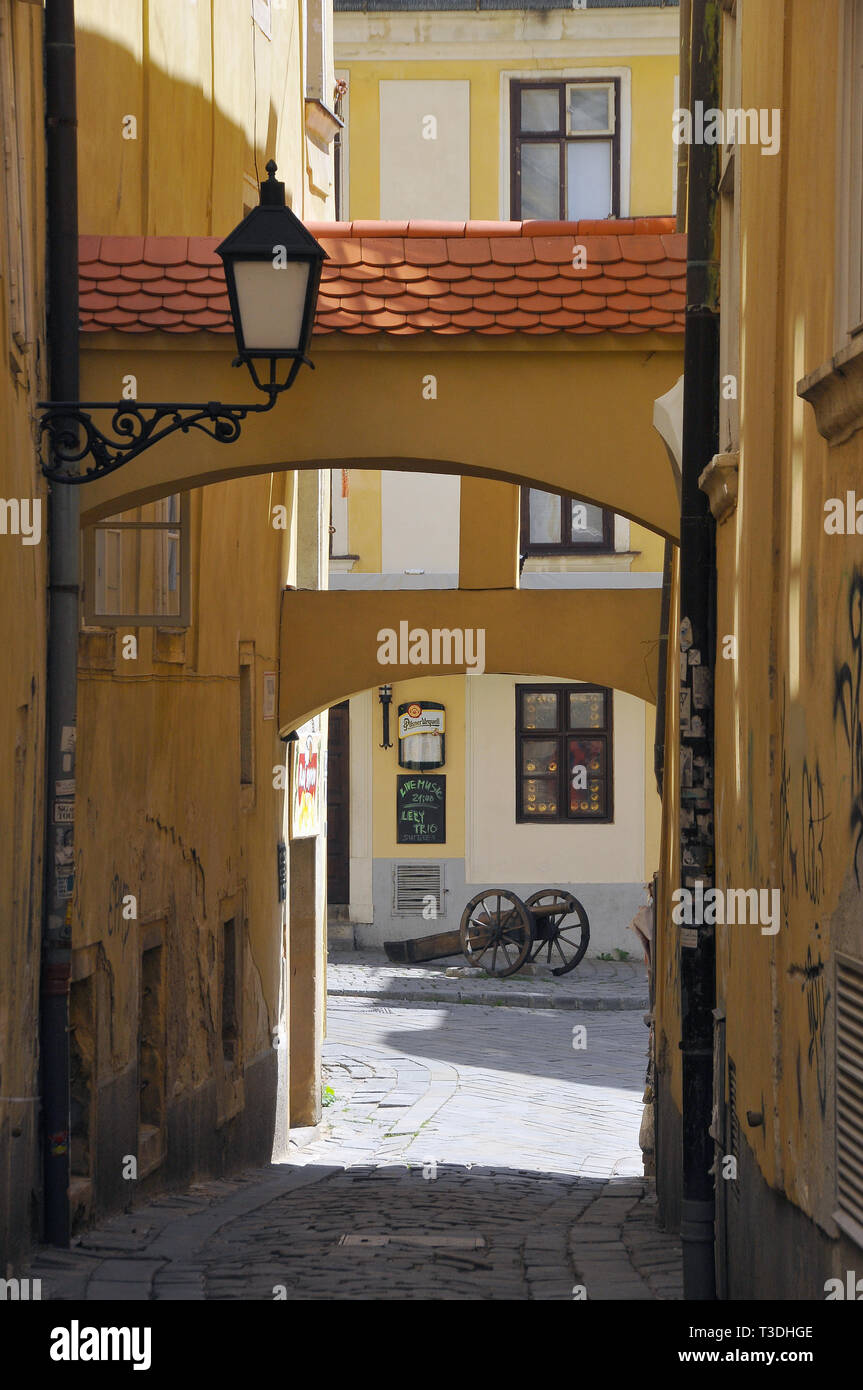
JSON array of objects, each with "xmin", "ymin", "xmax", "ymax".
[
  {"xmin": 678, "ymin": 0, "xmax": 721, "ymax": 1301},
  {"xmin": 41, "ymin": 0, "xmax": 80, "ymax": 1246}
]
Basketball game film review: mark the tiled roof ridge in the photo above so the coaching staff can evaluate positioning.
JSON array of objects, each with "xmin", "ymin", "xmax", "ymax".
[
  {"xmin": 79, "ymin": 221, "xmax": 686, "ymax": 337},
  {"xmin": 305, "ymin": 216, "xmax": 678, "ymax": 237}
]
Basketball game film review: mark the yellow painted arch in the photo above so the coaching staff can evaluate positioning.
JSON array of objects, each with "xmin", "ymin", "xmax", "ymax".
[
  {"xmin": 278, "ymin": 587, "xmax": 661, "ymax": 732},
  {"xmin": 78, "ymin": 335, "xmax": 682, "ymax": 539}
]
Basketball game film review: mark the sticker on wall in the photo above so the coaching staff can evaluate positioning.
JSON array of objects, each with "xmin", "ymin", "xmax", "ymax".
[
  {"xmin": 262, "ymin": 672, "xmax": 276, "ymax": 720},
  {"xmin": 398, "ymin": 701, "xmax": 446, "ymax": 770},
  {"xmin": 290, "ymin": 732, "xmax": 322, "ymax": 839},
  {"xmin": 55, "ymin": 874, "xmax": 74, "ymax": 901}
]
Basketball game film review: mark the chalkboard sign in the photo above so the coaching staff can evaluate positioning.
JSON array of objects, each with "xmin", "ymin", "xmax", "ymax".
[{"xmin": 396, "ymin": 774, "xmax": 446, "ymax": 844}]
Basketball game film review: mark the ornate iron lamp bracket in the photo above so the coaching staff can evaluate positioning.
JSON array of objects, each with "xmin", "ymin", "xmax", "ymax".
[{"xmin": 38, "ymin": 354, "xmax": 311, "ymax": 485}]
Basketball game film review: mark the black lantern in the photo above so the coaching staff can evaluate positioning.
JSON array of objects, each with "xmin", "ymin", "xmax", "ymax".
[
  {"xmin": 217, "ymin": 161, "xmax": 328, "ymax": 395},
  {"xmin": 378, "ymin": 685, "xmax": 393, "ymax": 749},
  {"xmin": 39, "ymin": 160, "xmax": 328, "ymax": 485}
]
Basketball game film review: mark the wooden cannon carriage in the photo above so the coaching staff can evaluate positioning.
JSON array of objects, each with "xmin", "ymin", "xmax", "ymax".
[{"xmin": 384, "ymin": 887, "xmax": 590, "ymax": 980}]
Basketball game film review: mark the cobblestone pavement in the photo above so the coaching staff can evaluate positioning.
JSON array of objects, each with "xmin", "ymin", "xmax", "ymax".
[
  {"xmin": 327, "ymin": 949, "xmax": 648, "ymax": 1011},
  {"xmin": 29, "ymin": 995, "xmax": 681, "ymax": 1301}
]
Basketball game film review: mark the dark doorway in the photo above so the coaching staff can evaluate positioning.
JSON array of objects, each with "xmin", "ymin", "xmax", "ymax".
[{"xmin": 327, "ymin": 701, "xmax": 350, "ymax": 906}]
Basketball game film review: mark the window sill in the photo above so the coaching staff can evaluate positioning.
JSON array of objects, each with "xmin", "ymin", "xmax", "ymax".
[
  {"xmin": 797, "ymin": 335, "xmax": 863, "ymax": 446},
  {"xmin": 305, "ymin": 98, "xmax": 344, "ymax": 149},
  {"xmin": 79, "ymin": 626, "xmax": 117, "ymax": 671},
  {"xmin": 329, "ymin": 554, "xmax": 359, "ymax": 574},
  {"xmin": 522, "ymin": 552, "xmax": 635, "ymax": 574},
  {"xmin": 153, "ymin": 627, "xmax": 188, "ymax": 665}
]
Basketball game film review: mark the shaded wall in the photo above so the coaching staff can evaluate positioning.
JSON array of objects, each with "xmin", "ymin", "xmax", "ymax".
[{"xmin": 0, "ymin": 0, "xmax": 47, "ymax": 1270}]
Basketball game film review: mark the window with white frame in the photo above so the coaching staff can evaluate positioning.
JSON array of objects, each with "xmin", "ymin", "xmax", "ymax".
[{"xmin": 510, "ymin": 79, "xmax": 620, "ymax": 221}]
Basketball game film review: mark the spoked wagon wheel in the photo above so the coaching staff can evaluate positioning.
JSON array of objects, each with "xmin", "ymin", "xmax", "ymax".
[
  {"xmin": 460, "ymin": 889, "xmax": 533, "ymax": 978},
  {"xmin": 525, "ymin": 890, "xmax": 590, "ymax": 977}
]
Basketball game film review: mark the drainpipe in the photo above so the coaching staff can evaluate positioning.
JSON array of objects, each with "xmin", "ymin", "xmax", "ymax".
[
  {"xmin": 40, "ymin": 0, "xmax": 80, "ymax": 1246},
  {"xmin": 678, "ymin": 0, "xmax": 720, "ymax": 1299},
  {"xmin": 654, "ymin": 0, "xmax": 691, "ymax": 798},
  {"xmin": 653, "ymin": 539, "xmax": 673, "ymax": 797}
]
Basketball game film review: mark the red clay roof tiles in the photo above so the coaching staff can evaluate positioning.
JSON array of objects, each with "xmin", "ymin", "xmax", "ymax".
[{"xmin": 79, "ymin": 219, "xmax": 685, "ymax": 338}]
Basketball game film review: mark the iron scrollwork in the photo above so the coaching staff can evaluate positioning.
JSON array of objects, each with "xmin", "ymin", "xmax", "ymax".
[{"xmin": 38, "ymin": 355, "xmax": 309, "ymax": 484}]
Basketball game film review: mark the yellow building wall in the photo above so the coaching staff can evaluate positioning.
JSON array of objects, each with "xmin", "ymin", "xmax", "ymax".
[
  {"xmin": 341, "ymin": 55, "xmax": 678, "ymax": 222},
  {"xmin": 630, "ymin": 522, "xmax": 666, "ymax": 572},
  {"xmin": 709, "ymin": 0, "xmax": 862, "ymax": 1256},
  {"xmin": 346, "ymin": 468, "xmax": 382, "ymax": 572},
  {"xmin": 64, "ymin": 0, "xmax": 333, "ymax": 1223},
  {"xmin": 75, "ymin": 0, "xmax": 329, "ymax": 235},
  {"xmin": 0, "ymin": 0, "xmax": 48, "ymax": 1268}
]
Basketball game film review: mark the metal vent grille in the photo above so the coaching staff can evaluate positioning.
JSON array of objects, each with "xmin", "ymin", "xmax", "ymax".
[
  {"xmin": 727, "ymin": 1056, "xmax": 740, "ymax": 1196},
  {"xmin": 392, "ymin": 863, "xmax": 444, "ymax": 915},
  {"xmin": 836, "ymin": 955, "xmax": 863, "ymax": 1229}
]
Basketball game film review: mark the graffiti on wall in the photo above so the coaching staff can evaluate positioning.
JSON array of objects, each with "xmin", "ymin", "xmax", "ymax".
[
  {"xmin": 801, "ymin": 758, "xmax": 828, "ymax": 907},
  {"xmin": 833, "ymin": 568, "xmax": 863, "ymax": 886},
  {"xmin": 778, "ymin": 695, "xmax": 799, "ymax": 923},
  {"xmin": 789, "ymin": 947, "xmax": 830, "ymax": 1115}
]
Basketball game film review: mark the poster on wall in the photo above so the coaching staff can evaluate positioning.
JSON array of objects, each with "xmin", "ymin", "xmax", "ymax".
[
  {"xmin": 396, "ymin": 773, "xmax": 446, "ymax": 845},
  {"xmin": 290, "ymin": 731, "xmax": 322, "ymax": 839}
]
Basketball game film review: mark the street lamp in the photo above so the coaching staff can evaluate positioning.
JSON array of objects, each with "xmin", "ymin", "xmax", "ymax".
[
  {"xmin": 378, "ymin": 684, "xmax": 393, "ymax": 749},
  {"xmin": 217, "ymin": 161, "xmax": 325, "ymax": 395},
  {"xmin": 39, "ymin": 160, "xmax": 327, "ymax": 484}
]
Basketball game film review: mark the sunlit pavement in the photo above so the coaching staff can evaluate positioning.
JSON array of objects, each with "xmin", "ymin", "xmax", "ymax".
[{"xmin": 29, "ymin": 993, "xmax": 682, "ymax": 1300}]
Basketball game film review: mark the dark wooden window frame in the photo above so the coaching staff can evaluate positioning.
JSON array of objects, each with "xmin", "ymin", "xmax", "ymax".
[
  {"xmin": 515, "ymin": 682, "xmax": 614, "ymax": 824},
  {"xmin": 520, "ymin": 488, "xmax": 615, "ymax": 555},
  {"xmin": 510, "ymin": 78, "xmax": 621, "ymax": 222}
]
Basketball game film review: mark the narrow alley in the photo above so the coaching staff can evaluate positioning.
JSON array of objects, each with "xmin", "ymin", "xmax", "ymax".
[{"xmin": 30, "ymin": 962, "xmax": 681, "ymax": 1301}]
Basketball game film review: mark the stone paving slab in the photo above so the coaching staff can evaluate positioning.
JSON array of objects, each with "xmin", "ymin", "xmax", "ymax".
[
  {"xmin": 327, "ymin": 950, "xmax": 648, "ymax": 1012},
  {"xmin": 27, "ymin": 993, "xmax": 679, "ymax": 1301}
]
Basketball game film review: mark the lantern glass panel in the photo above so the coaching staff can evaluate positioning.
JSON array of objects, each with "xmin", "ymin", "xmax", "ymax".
[{"xmin": 232, "ymin": 259, "xmax": 310, "ymax": 353}]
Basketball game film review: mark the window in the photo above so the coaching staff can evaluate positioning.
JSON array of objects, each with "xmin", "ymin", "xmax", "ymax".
[
  {"xmin": 0, "ymin": 5, "xmax": 31, "ymax": 350},
  {"xmin": 239, "ymin": 649, "xmax": 254, "ymax": 788},
  {"xmin": 85, "ymin": 494, "xmax": 187, "ymax": 626},
  {"xmin": 221, "ymin": 919, "xmax": 238, "ymax": 1066},
  {"xmin": 516, "ymin": 684, "xmax": 613, "ymax": 823},
  {"xmin": 138, "ymin": 933, "xmax": 166, "ymax": 1176},
  {"xmin": 511, "ymin": 79, "xmax": 620, "ymax": 221},
  {"xmin": 838, "ymin": 0, "xmax": 863, "ymax": 343},
  {"xmin": 334, "ymin": 70, "xmax": 349, "ymax": 220},
  {"xmin": 521, "ymin": 488, "xmax": 614, "ymax": 555},
  {"xmin": 304, "ymin": 0, "xmax": 331, "ymax": 104}
]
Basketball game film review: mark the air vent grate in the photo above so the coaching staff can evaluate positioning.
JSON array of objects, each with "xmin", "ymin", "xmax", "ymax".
[
  {"xmin": 392, "ymin": 863, "xmax": 444, "ymax": 916},
  {"xmin": 836, "ymin": 955, "xmax": 863, "ymax": 1230},
  {"xmin": 727, "ymin": 1055, "xmax": 740, "ymax": 1196}
]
